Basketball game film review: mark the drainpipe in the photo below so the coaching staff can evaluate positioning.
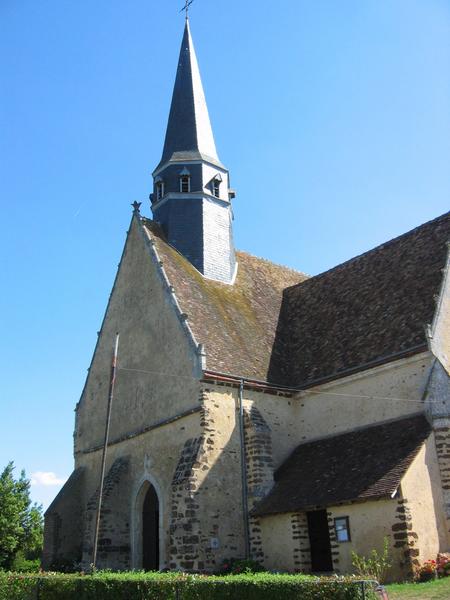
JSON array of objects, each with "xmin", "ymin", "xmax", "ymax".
[{"xmin": 238, "ymin": 378, "xmax": 251, "ymax": 559}]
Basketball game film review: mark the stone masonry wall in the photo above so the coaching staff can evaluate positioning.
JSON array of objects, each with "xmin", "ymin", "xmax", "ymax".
[
  {"xmin": 291, "ymin": 512, "xmax": 312, "ymax": 573},
  {"xmin": 168, "ymin": 387, "xmax": 243, "ymax": 572},
  {"xmin": 433, "ymin": 423, "xmax": 450, "ymax": 530},
  {"xmin": 82, "ymin": 457, "xmax": 130, "ymax": 570},
  {"xmin": 244, "ymin": 406, "xmax": 274, "ymax": 563},
  {"xmin": 391, "ymin": 498, "xmax": 418, "ymax": 578},
  {"xmin": 42, "ymin": 468, "xmax": 85, "ymax": 570},
  {"xmin": 169, "ymin": 436, "xmax": 204, "ymax": 571},
  {"xmin": 426, "ymin": 360, "xmax": 450, "ymax": 538},
  {"xmin": 42, "ymin": 513, "xmax": 61, "ymax": 569},
  {"xmin": 326, "ymin": 498, "xmax": 420, "ymax": 582},
  {"xmin": 327, "ymin": 511, "xmax": 341, "ymax": 572}
]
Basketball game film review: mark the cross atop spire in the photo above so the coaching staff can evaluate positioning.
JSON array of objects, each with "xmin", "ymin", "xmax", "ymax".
[{"xmin": 180, "ymin": 0, "xmax": 194, "ymax": 20}]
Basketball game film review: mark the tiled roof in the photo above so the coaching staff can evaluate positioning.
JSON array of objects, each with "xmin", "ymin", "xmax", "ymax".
[
  {"xmin": 142, "ymin": 220, "xmax": 306, "ymax": 381},
  {"xmin": 252, "ymin": 414, "xmax": 432, "ymax": 517},
  {"xmin": 268, "ymin": 212, "xmax": 450, "ymax": 387},
  {"xmin": 142, "ymin": 212, "xmax": 449, "ymax": 385}
]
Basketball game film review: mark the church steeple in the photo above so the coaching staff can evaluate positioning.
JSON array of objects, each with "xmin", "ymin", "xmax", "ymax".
[
  {"xmin": 151, "ymin": 19, "xmax": 236, "ymax": 285},
  {"xmin": 159, "ymin": 19, "xmax": 220, "ymax": 168}
]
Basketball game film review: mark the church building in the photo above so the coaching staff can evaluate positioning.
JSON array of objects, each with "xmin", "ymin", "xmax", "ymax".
[{"xmin": 43, "ymin": 18, "xmax": 450, "ymax": 581}]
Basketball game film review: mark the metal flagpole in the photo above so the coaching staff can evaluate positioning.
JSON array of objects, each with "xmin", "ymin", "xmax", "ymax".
[{"xmin": 92, "ymin": 332, "xmax": 120, "ymax": 569}]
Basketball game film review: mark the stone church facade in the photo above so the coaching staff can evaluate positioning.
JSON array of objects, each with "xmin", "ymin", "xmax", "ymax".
[{"xmin": 43, "ymin": 19, "xmax": 450, "ymax": 581}]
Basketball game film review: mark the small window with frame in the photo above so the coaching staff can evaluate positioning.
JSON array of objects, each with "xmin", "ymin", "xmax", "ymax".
[
  {"xmin": 156, "ymin": 181, "xmax": 164, "ymax": 201},
  {"xmin": 180, "ymin": 175, "xmax": 190, "ymax": 193},
  {"xmin": 334, "ymin": 517, "xmax": 351, "ymax": 542}
]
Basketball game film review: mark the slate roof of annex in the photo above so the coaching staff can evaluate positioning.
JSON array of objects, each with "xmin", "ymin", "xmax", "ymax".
[
  {"xmin": 252, "ymin": 414, "xmax": 432, "ymax": 517},
  {"xmin": 142, "ymin": 211, "xmax": 449, "ymax": 386}
]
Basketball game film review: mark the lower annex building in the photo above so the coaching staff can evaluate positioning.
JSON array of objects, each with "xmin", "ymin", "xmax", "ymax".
[{"xmin": 43, "ymin": 18, "xmax": 450, "ymax": 581}]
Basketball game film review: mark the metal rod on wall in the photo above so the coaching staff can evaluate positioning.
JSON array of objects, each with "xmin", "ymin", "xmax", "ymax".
[{"xmin": 92, "ymin": 332, "xmax": 120, "ymax": 569}]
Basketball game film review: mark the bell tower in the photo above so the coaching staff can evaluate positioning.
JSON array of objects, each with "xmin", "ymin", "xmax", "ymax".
[{"xmin": 150, "ymin": 19, "xmax": 236, "ymax": 284}]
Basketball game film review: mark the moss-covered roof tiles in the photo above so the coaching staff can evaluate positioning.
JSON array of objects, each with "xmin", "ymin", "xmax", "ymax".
[
  {"xmin": 142, "ymin": 219, "xmax": 306, "ymax": 381},
  {"xmin": 143, "ymin": 211, "xmax": 449, "ymax": 386}
]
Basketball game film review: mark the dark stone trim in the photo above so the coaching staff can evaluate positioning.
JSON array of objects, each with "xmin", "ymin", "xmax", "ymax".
[{"xmin": 77, "ymin": 406, "xmax": 202, "ymax": 455}]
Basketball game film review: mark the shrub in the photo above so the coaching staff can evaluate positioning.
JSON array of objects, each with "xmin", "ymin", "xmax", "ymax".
[
  {"xmin": 220, "ymin": 557, "xmax": 265, "ymax": 574},
  {"xmin": 0, "ymin": 572, "xmax": 378, "ymax": 600},
  {"xmin": 10, "ymin": 552, "xmax": 40, "ymax": 573},
  {"xmin": 0, "ymin": 573, "xmax": 36, "ymax": 600},
  {"xmin": 351, "ymin": 537, "xmax": 392, "ymax": 583}
]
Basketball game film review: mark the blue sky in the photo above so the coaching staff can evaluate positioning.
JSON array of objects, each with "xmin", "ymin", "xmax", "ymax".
[{"xmin": 1, "ymin": 0, "xmax": 449, "ymax": 508}]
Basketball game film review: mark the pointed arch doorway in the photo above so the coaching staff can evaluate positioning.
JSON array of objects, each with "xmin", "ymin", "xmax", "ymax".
[
  {"xmin": 132, "ymin": 477, "xmax": 163, "ymax": 571},
  {"xmin": 142, "ymin": 484, "xmax": 159, "ymax": 570}
]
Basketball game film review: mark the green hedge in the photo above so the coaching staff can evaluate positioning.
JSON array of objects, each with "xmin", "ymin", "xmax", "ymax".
[{"xmin": 0, "ymin": 572, "xmax": 378, "ymax": 600}]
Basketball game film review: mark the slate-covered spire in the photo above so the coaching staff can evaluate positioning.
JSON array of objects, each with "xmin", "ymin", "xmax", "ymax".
[
  {"xmin": 160, "ymin": 19, "xmax": 220, "ymax": 167},
  {"xmin": 151, "ymin": 19, "xmax": 236, "ymax": 285}
]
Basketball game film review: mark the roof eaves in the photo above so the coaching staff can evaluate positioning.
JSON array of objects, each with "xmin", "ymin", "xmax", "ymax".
[
  {"xmin": 296, "ymin": 344, "xmax": 429, "ymax": 390},
  {"xmin": 252, "ymin": 491, "xmax": 394, "ymax": 518}
]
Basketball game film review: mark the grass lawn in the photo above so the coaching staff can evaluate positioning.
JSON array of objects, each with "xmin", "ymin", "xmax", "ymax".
[{"xmin": 386, "ymin": 577, "xmax": 450, "ymax": 599}]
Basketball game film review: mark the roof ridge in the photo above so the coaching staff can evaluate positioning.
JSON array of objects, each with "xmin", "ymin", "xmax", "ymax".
[
  {"xmin": 285, "ymin": 210, "xmax": 450, "ymax": 292},
  {"xmin": 236, "ymin": 249, "xmax": 309, "ymax": 277}
]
